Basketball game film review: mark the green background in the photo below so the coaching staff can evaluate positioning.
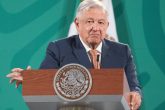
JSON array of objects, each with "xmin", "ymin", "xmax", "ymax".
[{"xmin": 0, "ymin": 0, "xmax": 165, "ymax": 110}]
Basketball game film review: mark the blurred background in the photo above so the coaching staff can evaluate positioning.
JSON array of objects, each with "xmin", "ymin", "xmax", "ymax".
[{"xmin": 0, "ymin": 0, "xmax": 164, "ymax": 110}]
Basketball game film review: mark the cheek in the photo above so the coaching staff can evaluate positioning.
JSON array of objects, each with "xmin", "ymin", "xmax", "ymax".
[
  {"xmin": 78, "ymin": 26, "xmax": 88, "ymax": 35},
  {"xmin": 101, "ymin": 27, "xmax": 107, "ymax": 35},
  {"xmin": 85, "ymin": 26, "xmax": 92, "ymax": 33}
]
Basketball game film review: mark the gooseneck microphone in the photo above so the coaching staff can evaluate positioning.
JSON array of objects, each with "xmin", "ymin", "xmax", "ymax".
[{"xmin": 97, "ymin": 54, "xmax": 100, "ymax": 62}]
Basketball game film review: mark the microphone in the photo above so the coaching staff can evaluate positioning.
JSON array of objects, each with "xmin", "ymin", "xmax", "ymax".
[
  {"xmin": 96, "ymin": 54, "xmax": 100, "ymax": 69},
  {"xmin": 97, "ymin": 54, "xmax": 100, "ymax": 62}
]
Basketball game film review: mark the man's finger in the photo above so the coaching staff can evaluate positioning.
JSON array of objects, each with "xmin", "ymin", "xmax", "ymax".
[
  {"xmin": 12, "ymin": 76, "xmax": 23, "ymax": 81},
  {"xmin": 134, "ymin": 94, "xmax": 141, "ymax": 109},
  {"xmin": 9, "ymin": 76, "xmax": 23, "ymax": 83},
  {"xmin": 6, "ymin": 73, "xmax": 13, "ymax": 78},
  {"xmin": 16, "ymin": 81, "xmax": 22, "ymax": 88},
  {"xmin": 26, "ymin": 66, "xmax": 31, "ymax": 70},
  {"xmin": 10, "ymin": 78, "xmax": 15, "ymax": 84},
  {"xmin": 129, "ymin": 93, "xmax": 135, "ymax": 109},
  {"xmin": 11, "ymin": 68, "xmax": 23, "ymax": 72},
  {"xmin": 134, "ymin": 103, "xmax": 140, "ymax": 110},
  {"xmin": 6, "ymin": 72, "xmax": 21, "ymax": 78},
  {"xmin": 129, "ymin": 92, "xmax": 141, "ymax": 110}
]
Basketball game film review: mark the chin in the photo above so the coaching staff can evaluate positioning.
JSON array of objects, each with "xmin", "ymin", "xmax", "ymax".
[
  {"xmin": 88, "ymin": 40, "xmax": 100, "ymax": 47},
  {"xmin": 89, "ymin": 37, "xmax": 100, "ymax": 41}
]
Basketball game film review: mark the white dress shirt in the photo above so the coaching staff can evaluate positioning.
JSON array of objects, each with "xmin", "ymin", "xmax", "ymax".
[{"xmin": 79, "ymin": 36, "xmax": 102, "ymax": 63}]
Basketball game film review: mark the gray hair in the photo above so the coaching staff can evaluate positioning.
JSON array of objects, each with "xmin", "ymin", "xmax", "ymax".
[{"xmin": 76, "ymin": 0, "xmax": 108, "ymax": 18}]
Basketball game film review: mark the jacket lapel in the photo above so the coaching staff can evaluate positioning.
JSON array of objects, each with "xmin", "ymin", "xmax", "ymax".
[
  {"xmin": 101, "ymin": 40, "xmax": 111, "ymax": 68},
  {"xmin": 72, "ymin": 36, "xmax": 92, "ymax": 68}
]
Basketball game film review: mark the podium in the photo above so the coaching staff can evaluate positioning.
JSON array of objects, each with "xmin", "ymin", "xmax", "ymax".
[{"xmin": 22, "ymin": 69, "xmax": 130, "ymax": 110}]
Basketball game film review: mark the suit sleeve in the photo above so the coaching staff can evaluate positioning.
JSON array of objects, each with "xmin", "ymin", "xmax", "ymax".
[
  {"xmin": 39, "ymin": 42, "xmax": 60, "ymax": 69},
  {"xmin": 125, "ymin": 45, "xmax": 142, "ymax": 96}
]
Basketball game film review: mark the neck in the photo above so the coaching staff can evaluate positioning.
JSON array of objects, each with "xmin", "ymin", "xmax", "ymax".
[{"xmin": 89, "ymin": 42, "xmax": 101, "ymax": 50}]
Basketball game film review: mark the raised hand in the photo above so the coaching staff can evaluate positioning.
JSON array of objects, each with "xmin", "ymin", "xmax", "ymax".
[{"xmin": 6, "ymin": 66, "xmax": 31, "ymax": 88}]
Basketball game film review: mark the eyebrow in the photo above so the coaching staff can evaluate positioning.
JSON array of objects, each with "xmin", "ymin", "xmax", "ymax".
[{"xmin": 86, "ymin": 18, "xmax": 106, "ymax": 21}]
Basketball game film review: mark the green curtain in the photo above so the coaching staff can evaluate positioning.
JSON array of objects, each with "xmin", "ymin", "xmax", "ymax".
[
  {"xmin": 112, "ymin": 0, "xmax": 165, "ymax": 110},
  {"xmin": 0, "ymin": 0, "xmax": 80, "ymax": 109},
  {"xmin": 1, "ymin": 0, "xmax": 165, "ymax": 110}
]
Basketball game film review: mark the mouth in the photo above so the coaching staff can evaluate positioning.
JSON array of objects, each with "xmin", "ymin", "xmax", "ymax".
[{"xmin": 89, "ymin": 34, "xmax": 100, "ymax": 37}]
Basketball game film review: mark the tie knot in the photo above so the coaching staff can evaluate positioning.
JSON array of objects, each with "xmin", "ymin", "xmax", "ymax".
[{"xmin": 89, "ymin": 49, "xmax": 98, "ymax": 56}]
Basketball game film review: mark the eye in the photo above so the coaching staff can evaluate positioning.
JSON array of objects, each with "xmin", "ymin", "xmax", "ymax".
[
  {"xmin": 87, "ymin": 20, "xmax": 94, "ymax": 24},
  {"xmin": 98, "ymin": 21, "xmax": 105, "ymax": 25}
]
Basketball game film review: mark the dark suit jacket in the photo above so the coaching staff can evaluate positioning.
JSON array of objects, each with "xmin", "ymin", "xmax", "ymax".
[{"xmin": 40, "ymin": 35, "xmax": 141, "ymax": 94}]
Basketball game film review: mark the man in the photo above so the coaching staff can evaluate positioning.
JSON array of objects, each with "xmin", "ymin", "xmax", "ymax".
[{"xmin": 7, "ymin": 0, "xmax": 142, "ymax": 109}]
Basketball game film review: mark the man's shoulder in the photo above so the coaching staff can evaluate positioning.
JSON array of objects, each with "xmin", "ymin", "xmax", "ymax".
[
  {"xmin": 47, "ymin": 35, "xmax": 77, "ymax": 47},
  {"xmin": 51, "ymin": 35, "xmax": 78, "ymax": 44},
  {"xmin": 103, "ymin": 39, "xmax": 131, "ymax": 56},
  {"xmin": 104, "ymin": 39, "xmax": 128, "ymax": 48},
  {"xmin": 47, "ymin": 35, "xmax": 79, "ymax": 51}
]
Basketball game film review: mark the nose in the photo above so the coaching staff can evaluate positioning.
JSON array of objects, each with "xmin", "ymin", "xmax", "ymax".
[{"xmin": 91, "ymin": 23, "xmax": 100, "ymax": 31}]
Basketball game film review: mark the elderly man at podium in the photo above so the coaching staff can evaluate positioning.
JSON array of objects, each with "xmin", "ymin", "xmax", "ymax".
[{"xmin": 7, "ymin": 0, "xmax": 142, "ymax": 109}]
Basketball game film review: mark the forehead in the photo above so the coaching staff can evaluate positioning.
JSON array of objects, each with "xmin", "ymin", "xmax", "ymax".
[{"xmin": 79, "ymin": 8, "xmax": 108, "ymax": 20}]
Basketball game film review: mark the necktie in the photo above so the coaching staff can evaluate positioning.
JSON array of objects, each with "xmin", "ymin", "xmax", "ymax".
[{"xmin": 89, "ymin": 49, "xmax": 100, "ymax": 69}]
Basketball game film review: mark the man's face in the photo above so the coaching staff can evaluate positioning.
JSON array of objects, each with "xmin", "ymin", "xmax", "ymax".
[{"xmin": 75, "ymin": 8, "xmax": 109, "ymax": 48}]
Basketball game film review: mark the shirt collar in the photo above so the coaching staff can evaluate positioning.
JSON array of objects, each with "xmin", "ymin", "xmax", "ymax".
[{"xmin": 79, "ymin": 36, "xmax": 102, "ymax": 53}]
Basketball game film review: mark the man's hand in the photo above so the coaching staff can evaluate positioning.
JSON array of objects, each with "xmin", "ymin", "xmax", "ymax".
[
  {"xmin": 6, "ymin": 66, "xmax": 31, "ymax": 88},
  {"xmin": 126, "ymin": 91, "xmax": 142, "ymax": 110}
]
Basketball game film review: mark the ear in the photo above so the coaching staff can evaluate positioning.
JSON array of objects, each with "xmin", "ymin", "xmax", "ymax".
[{"xmin": 74, "ymin": 18, "xmax": 79, "ymax": 28}]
